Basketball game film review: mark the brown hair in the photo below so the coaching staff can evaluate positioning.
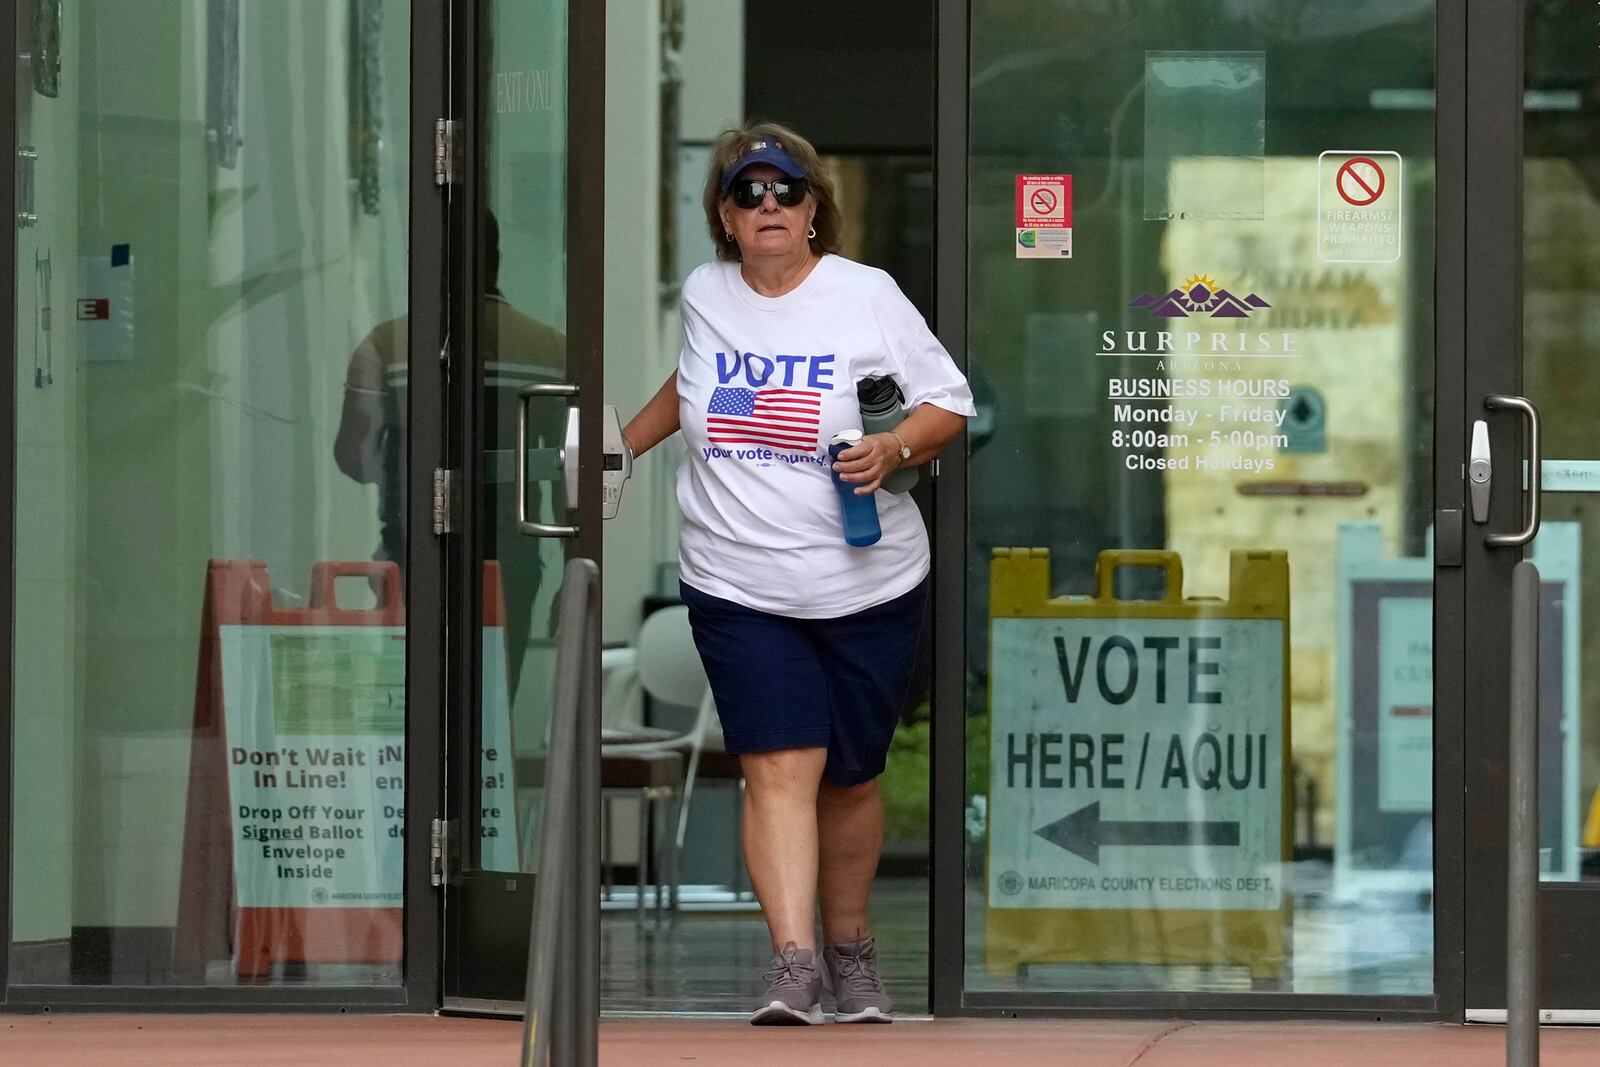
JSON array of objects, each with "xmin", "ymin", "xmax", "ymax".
[{"xmin": 703, "ymin": 121, "xmax": 842, "ymax": 262}]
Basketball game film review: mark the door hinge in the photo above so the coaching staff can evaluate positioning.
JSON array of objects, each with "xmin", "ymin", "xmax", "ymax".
[
  {"xmin": 430, "ymin": 817, "xmax": 448, "ymax": 887},
  {"xmin": 434, "ymin": 119, "xmax": 458, "ymax": 186},
  {"xmin": 432, "ymin": 468, "xmax": 458, "ymax": 535}
]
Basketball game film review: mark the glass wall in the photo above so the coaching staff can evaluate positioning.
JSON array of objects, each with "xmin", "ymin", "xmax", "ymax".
[
  {"xmin": 965, "ymin": 3, "xmax": 1437, "ymax": 995},
  {"xmin": 9, "ymin": 1, "xmax": 411, "ymax": 986}
]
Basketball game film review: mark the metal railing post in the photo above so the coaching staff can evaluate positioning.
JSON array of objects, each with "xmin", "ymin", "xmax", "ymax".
[
  {"xmin": 573, "ymin": 583, "xmax": 602, "ymax": 1062},
  {"xmin": 1507, "ymin": 559, "xmax": 1540, "ymax": 1067},
  {"xmin": 549, "ymin": 888, "xmax": 577, "ymax": 1067},
  {"xmin": 522, "ymin": 558, "xmax": 600, "ymax": 1067}
]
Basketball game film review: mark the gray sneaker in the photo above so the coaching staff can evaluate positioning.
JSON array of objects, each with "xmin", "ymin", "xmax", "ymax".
[
  {"xmin": 822, "ymin": 937, "xmax": 893, "ymax": 1023},
  {"xmin": 751, "ymin": 942, "xmax": 824, "ymax": 1025}
]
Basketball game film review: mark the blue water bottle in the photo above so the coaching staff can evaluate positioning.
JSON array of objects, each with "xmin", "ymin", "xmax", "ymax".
[{"xmin": 828, "ymin": 429, "xmax": 882, "ymax": 547}]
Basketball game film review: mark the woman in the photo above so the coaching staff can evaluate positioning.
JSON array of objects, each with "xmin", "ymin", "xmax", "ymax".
[{"xmin": 622, "ymin": 121, "xmax": 972, "ymax": 1025}]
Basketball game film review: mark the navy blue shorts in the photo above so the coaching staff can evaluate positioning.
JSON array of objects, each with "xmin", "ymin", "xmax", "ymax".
[{"xmin": 679, "ymin": 580, "xmax": 928, "ymax": 787}]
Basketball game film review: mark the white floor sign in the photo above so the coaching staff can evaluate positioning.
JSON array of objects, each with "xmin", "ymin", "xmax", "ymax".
[{"xmin": 221, "ymin": 625, "xmax": 518, "ymax": 908}]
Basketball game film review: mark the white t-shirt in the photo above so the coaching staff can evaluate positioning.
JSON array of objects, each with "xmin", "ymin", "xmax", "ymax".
[{"xmin": 675, "ymin": 255, "xmax": 975, "ymax": 618}]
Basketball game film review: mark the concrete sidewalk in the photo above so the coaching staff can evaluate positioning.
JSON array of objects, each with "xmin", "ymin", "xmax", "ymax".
[{"xmin": 7, "ymin": 1014, "xmax": 1600, "ymax": 1065}]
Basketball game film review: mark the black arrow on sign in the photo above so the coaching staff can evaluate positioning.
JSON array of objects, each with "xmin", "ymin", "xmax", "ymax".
[{"xmin": 1035, "ymin": 802, "xmax": 1241, "ymax": 865}]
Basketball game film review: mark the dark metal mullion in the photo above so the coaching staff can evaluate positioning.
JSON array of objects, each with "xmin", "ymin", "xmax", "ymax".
[
  {"xmin": 568, "ymin": 0, "xmax": 606, "ymax": 559},
  {"xmin": 928, "ymin": 0, "xmax": 969, "ymax": 1018},
  {"xmin": 567, "ymin": 0, "xmax": 607, "ymax": 1032},
  {"xmin": 403, "ymin": 0, "xmax": 453, "ymax": 1013},
  {"xmin": 441, "ymin": 0, "xmax": 486, "ymax": 1003},
  {"xmin": 1431, "ymin": 0, "xmax": 1468, "ymax": 1021},
  {"xmin": 0, "ymin": 0, "xmax": 18, "ymax": 1003},
  {"xmin": 1460, "ymin": 0, "xmax": 1525, "ymax": 1010},
  {"xmin": 458, "ymin": 0, "xmax": 488, "ymax": 880}
]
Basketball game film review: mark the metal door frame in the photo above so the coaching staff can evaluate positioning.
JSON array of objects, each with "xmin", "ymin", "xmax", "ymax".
[
  {"xmin": 1459, "ymin": 0, "xmax": 1526, "ymax": 1016},
  {"xmin": 1458, "ymin": 0, "xmax": 1530, "ymax": 1013},
  {"xmin": 1460, "ymin": 0, "xmax": 1600, "ymax": 1014},
  {"xmin": 439, "ymin": 0, "xmax": 607, "ymax": 1009}
]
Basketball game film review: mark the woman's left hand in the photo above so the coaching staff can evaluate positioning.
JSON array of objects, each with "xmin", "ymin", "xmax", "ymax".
[{"xmin": 831, "ymin": 433, "xmax": 904, "ymax": 495}]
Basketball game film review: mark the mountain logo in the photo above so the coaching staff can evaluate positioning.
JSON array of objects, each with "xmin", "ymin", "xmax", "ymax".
[{"xmin": 1129, "ymin": 273, "xmax": 1271, "ymax": 318}]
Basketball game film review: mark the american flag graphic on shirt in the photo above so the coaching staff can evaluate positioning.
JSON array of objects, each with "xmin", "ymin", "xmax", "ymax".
[{"xmin": 706, "ymin": 386, "xmax": 823, "ymax": 452}]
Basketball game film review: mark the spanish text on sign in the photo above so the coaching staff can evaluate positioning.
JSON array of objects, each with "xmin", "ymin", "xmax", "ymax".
[{"xmin": 989, "ymin": 617, "xmax": 1284, "ymax": 911}]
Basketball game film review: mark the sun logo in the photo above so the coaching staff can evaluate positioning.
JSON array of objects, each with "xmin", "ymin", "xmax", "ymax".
[
  {"xmin": 1128, "ymin": 272, "xmax": 1270, "ymax": 318},
  {"xmin": 1177, "ymin": 273, "xmax": 1222, "ymax": 313}
]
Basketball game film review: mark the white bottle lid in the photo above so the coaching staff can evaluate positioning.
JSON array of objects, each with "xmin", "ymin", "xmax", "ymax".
[{"xmin": 829, "ymin": 428, "xmax": 864, "ymax": 447}]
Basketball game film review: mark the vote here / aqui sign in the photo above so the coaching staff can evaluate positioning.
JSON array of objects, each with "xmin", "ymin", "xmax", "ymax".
[
  {"xmin": 990, "ymin": 616, "xmax": 1283, "ymax": 910},
  {"xmin": 984, "ymin": 548, "xmax": 1290, "ymax": 976}
]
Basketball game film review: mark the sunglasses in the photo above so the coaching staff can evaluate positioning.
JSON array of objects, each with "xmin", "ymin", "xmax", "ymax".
[{"xmin": 727, "ymin": 176, "xmax": 809, "ymax": 210}]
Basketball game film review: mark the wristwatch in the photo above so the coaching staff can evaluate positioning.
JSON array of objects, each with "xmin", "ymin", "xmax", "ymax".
[{"xmin": 890, "ymin": 430, "xmax": 911, "ymax": 465}]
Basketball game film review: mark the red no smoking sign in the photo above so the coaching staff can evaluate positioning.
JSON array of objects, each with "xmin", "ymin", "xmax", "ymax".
[{"xmin": 1016, "ymin": 174, "xmax": 1071, "ymax": 227}]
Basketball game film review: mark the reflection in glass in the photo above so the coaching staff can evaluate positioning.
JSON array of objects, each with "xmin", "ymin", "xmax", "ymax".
[
  {"xmin": 10, "ymin": 1, "xmax": 411, "ymax": 987},
  {"xmin": 479, "ymin": 0, "xmax": 570, "ymax": 875},
  {"xmin": 1523, "ymin": 0, "xmax": 1600, "ymax": 884}
]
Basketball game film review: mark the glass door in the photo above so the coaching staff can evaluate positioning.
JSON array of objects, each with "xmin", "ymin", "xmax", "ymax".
[
  {"xmin": 1462, "ymin": 0, "xmax": 1600, "ymax": 1015},
  {"xmin": 952, "ymin": 0, "xmax": 1446, "ymax": 1010},
  {"xmin": 441, "ymin": 0, "xmax": 606, "ymax": 1007},
  {"xmin": 5, "ymin": 0, "xmax": 441, "ymax": 1008}
]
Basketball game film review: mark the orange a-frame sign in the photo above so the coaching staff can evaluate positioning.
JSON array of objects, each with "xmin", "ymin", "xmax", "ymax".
[{"xmin": 174, "ymin": 560, "xmax": 506, "ymax": 979}]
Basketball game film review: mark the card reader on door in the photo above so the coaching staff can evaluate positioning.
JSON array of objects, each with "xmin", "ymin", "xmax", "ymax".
[{"xmin": 600, "ymin": 404, "xmax": 632, "ymax": 520}]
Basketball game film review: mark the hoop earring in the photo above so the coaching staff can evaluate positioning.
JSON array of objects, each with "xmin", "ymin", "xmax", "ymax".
[
  {"xmin": 724, "ymin": 231, "xmax": 733, "ymax": 242},
  {"xmin": 807, "ymin": 225, "xmax": 817, "ymax": 240}
]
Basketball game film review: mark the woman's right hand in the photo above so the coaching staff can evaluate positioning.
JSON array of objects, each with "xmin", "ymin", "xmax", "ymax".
[
  {"xmin": 621, "ymin": 371, "xmax": 682, "ymax": 459},
  {"xmin": 830, "ymin": 433, "xmax": 904, "ymax": 495}
]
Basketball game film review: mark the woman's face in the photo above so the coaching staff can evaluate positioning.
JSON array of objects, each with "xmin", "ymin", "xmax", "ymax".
[{"xmin": 719, "ymin": 163, "xmax": 814, "ymax": 261}]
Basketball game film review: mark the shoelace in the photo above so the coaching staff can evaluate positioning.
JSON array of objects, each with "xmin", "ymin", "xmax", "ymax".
[
  {"xmin": 831, "ymin": 949, "xmax": 882, "ymax": 995},
  {"xmin": 762, "ymin": 945, "xmax": 812, "ymax": 991}
]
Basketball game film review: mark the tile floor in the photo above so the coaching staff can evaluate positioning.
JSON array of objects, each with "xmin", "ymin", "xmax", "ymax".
[
  {"xmin": 9, "ymin": 1015, "xmax": 1600, "ymax": 1067},
  {"xmin": 601, "ymin": 859, "xmax": 1433, "ymax": 1014}
]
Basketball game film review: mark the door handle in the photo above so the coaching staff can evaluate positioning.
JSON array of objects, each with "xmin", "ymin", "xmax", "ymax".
[
  {"xmin": 1468, "ymin": 419, "xmax": 1491, "ymax": 523},
  {"xmin": 1483, "ymin": 394, "xmax": 1541, "ymax": 548},
  {"xmin": 561, "ymin": 403, "xmax": 581, "ymax": 514},
  {"xmin": 516, "ymin": 382, "xmax": 579, "ymax": 538}
]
